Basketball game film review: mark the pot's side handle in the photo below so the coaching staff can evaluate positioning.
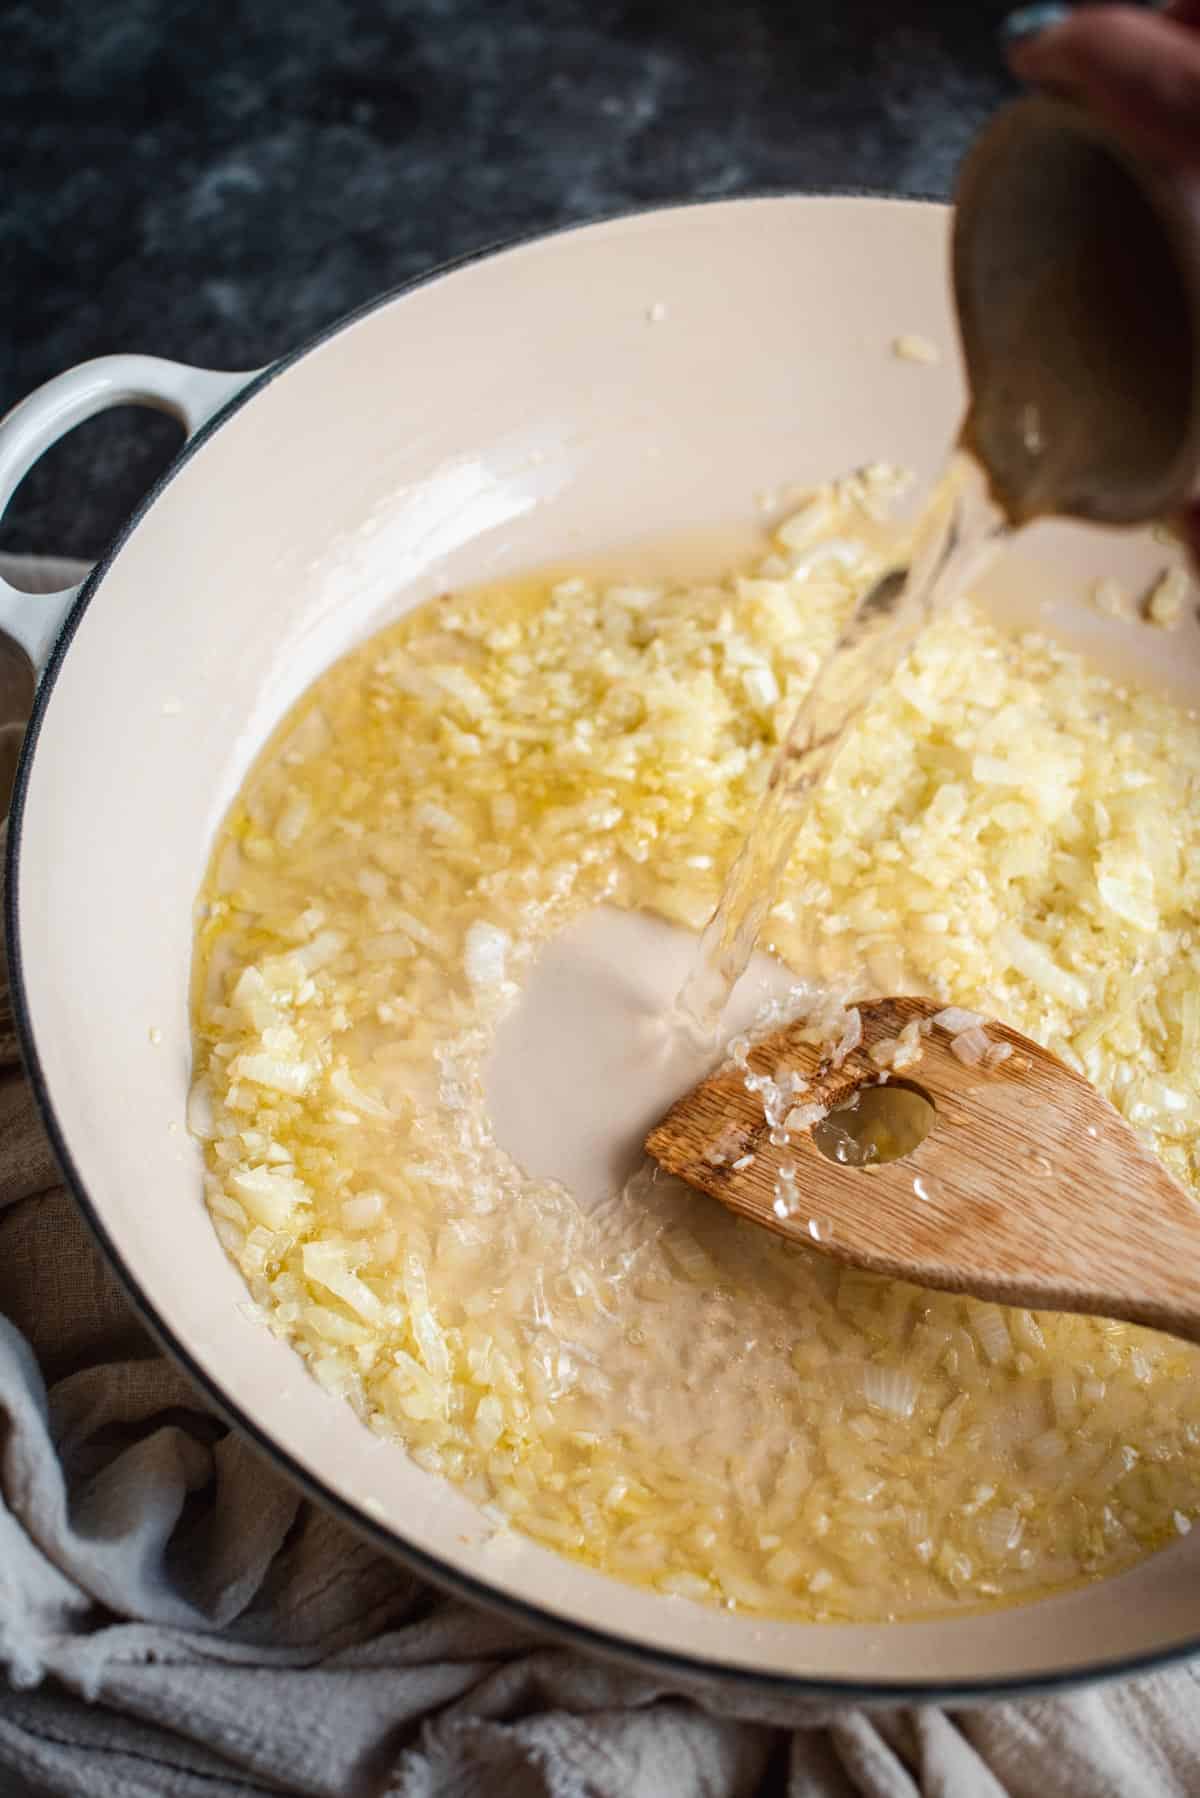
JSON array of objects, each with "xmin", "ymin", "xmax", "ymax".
[{"xmin": 0, "ymin": 355, "xmax": 265, "ymax": 671}]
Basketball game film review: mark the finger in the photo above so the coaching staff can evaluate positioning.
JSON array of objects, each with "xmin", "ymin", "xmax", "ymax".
[{"xmin": 1007, "ymin": 7, "xmax": 1200, "ymax": 168}]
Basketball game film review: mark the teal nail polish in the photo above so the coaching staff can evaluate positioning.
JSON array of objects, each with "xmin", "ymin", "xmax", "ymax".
[{"xmin": 999, "ymin": 5, "xmax": 1071, "ymax": 48}]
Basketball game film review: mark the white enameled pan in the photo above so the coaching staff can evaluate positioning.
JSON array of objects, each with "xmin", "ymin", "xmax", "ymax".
[{"xmin": 3, "ymin": 197, "xmax": 1199, "ymax": 1699}]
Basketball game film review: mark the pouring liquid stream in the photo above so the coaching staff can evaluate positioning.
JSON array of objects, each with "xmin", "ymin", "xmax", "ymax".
[{"xmin": 674, "ymin": 446, "xmax": 1011, "ymax": 1038}]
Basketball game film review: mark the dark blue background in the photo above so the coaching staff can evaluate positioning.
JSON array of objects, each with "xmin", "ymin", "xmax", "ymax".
[{"xmin": 0, "ymin": 0, "xmax": 1015, "ymax": 561}]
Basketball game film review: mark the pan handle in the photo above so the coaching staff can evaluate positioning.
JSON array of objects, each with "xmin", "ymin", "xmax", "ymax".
[{"xmin": 0, "ymin": 355, "xmax": 264, "ymax": 671}]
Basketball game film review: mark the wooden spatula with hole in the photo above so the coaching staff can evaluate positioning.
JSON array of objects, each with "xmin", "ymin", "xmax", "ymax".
[{"xmin": 645, "ymin": 995, "xmax": 1200, "ymax": 1345}]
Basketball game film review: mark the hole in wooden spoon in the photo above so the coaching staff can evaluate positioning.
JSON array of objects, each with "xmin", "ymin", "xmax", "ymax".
[{"xmin": 812, "ymin": 1082, "xmax": 935, "ymax": 1169}]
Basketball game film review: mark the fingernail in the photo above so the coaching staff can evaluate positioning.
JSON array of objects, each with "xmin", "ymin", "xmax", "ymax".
[{"xmin": 999, "ymin": 5, "xmax": 1071, "ymax": 48}]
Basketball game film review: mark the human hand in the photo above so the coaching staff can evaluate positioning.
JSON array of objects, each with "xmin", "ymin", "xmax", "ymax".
[
  {"xmin": 1003, "ymin": 3, "xmax": 1200, "ymax": 166},
  {"xmin": 1002, "ymin": 4, "xmax": 1200, "ymax": 560}
]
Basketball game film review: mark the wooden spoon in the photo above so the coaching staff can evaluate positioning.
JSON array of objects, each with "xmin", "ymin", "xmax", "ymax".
[{"xmin": 645, "ymin": 995, "xmax": 1200, "ymax": 1346}]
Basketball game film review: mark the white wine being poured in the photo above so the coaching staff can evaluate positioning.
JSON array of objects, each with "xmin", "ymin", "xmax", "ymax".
[{"xmin": 675, "ymin": 449, "xmax": 1008, "ymax": 1038}]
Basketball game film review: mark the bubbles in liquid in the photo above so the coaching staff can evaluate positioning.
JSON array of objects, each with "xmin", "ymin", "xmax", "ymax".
[{"xmin": 772, "ymin": 1161, "xmax": 800, "ymax": 1219}]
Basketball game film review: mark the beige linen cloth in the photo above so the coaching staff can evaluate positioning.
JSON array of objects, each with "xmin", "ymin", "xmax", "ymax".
[{"xmin": 1, "ymin": 552, "xmax": 1198, "ymax": 1797}]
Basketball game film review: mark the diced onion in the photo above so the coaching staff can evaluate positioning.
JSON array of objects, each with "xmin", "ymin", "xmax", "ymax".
[
  {"xmin": 861, "ymin": 1365, "xmax": 919, "ymax": 1419},
  {"xmin": 302, "ymin": 1242, "xmax": 384, "ymax": 1324},
  {"xmin": 235, "ymin": 1053, "xmax": 316, "ymax": 1097},
  {"xmin": 340, "ymin": 1192, "xmax": 386, "ymax": 1232},
  {"xmin": 831, "ymin": 1007, "xmax": 862, "ymax": 1068},
  {"xmin": 932, "ymin": 1007, "xmax": 984, "ymax": 1034},
  {"xmin": 228, "ymin": 1165, "xmax": 309, "ymax": 1231},
  {"xmin": 950, "ymin": 1025, "xmax": 991, "ymax": 1066}
]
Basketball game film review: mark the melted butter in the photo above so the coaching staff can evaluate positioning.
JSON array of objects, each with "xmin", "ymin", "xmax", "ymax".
[{"xmin": 192, "ymin": 510, "xmax": 1200, "ymax": 1623}]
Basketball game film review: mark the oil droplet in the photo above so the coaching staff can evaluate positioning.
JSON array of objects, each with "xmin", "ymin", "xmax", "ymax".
[
  {"xmin": 912, "ymin": 1175, "xmax": 937, "ymax": 1203},
  {"xmin": 1086, "ymin": 1125, "xmax": 1099, "ymax": 1139},
  {"xmin": 807, "ymin": 1215, "xmax": 833, "ymax": 1243},
  {"xmin": 1026, "ymin": 1150, "xmax": 1053, "ymax": 1177}
]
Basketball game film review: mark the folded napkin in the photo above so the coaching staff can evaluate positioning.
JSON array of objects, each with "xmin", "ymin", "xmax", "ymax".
[{"xmin": 1, "ymin": 552, "xmax": 1197, "ymax": 1798}]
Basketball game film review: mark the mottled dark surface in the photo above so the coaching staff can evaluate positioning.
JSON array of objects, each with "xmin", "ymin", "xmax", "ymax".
[{"xmin": 0, "ymin": 0, "xmax": 1016, "ymax": 562}]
